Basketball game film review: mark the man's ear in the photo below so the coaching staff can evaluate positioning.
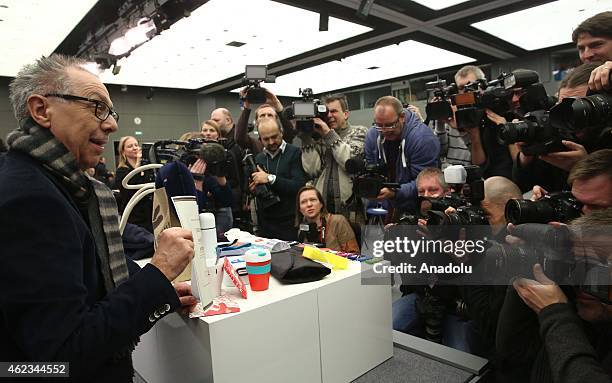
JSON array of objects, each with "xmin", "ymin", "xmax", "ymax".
[{"xmin": 27, "ymin": 94, "xmax": 52, "ymax": 129}]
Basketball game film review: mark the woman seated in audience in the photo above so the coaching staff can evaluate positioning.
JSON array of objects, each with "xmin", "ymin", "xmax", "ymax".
[
  {"xmin": 115, "ymin": 135, "xmax": 154, "ymax": 233},
  {"xmin": 182, "ymin": 131, "xmax": 233, "ymax": 234},
  {"xmin": 295, "ymin": 185, "xmax": 359, "ymax": 253}
]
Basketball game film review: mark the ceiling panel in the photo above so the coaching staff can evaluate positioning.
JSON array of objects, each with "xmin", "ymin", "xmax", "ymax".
[
  {"xmin": 0, "ymin": 0, "xmax": 98, "ymax": 77},
  {"xmin": 232, "ymin": 40, "xmax": 475, "ymax": 96},
  {"xmin": 472, "ymin": 0, "xmax": 612, "ymax": 51},
  {"xmin": 96, "ymin": 0, "xmax": 371, "ymax": 89}
]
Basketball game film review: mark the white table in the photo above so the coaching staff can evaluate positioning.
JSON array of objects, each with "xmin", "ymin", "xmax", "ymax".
[{"xmin": 133, "ymin": 260, "xmax": 392, "ymax": 383}]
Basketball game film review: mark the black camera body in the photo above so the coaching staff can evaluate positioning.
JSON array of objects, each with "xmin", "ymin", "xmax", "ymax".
[
  {"xmin": 243, "ymin": 152, "xmax": 280, "ymax": 209},
  {"xmin": 345, "ymin": 156, "xmax": 400, "ymax": 199},
  {"xmin": 484, "ymin": 223, "xmax": 610, "ymax": 305},
  {"xmin": 497, "ymin": 110, "xmax": 570, "ymax": 155},
  {"xmin": 504, "ymin": 191, "xmax": 582, "ymax": 225},
  {"xmin": 241, "ymin": 65, "xmax": 276, "ymax": 104},
  {"xmin": 425, "ymin": 79, "xmax": 458, "ymax": 121},
  {"xmin": 282, "ymin": 88, "xmax": 328, "ymax": 134},
  {"xmin": 419, "ymin": 165, "xmax": 487, "ymax": 228}
]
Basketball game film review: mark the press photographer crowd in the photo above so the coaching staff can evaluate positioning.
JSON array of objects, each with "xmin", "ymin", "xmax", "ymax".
[{"xmin": 1, "ymin": 9, "xmax": 611, "ymax": 383}]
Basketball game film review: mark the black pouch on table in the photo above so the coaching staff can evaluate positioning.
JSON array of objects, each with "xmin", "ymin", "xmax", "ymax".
[{"xmin": 270, "ymin": 246, "xmax": 331, "ymax": 284}]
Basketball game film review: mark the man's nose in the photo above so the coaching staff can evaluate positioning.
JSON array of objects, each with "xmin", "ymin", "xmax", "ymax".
[{"xmin": 102, "ymin": 116, "xmax": 118, "ymax": 133}]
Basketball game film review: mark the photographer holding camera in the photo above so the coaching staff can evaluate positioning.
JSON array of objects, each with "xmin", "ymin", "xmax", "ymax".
[
  {"xmin": 431, "ymin": 66, "xmax": 481, "ymax": 169},
  {"xmin": 496, "ymin": 208, "xmax": 612, "ymax": 383},
  {"xmin": 300, "ymin": 94, "xmax": 368, "ymax": 218},
  {"xmin": 182, "ymin": 130, "xmax": 234, "ymax": 234},
  {"xmin": 364, "ymin": 96, "xmax": 439, "ymax": 218},
  {"xmin": 236, "ymin": 88, "xmax": 296, "ymax": 155},
  {"xmin": 455, "ymin": 66, "xmax": 521, "ymax": 180},
  {"xmin": 249, "ymin": 118, "xmax": 306, "ymax": 240},
  {"xmin": 513, "ymin": 62, "xmax": 599, "ymax": 193},
  {"xmin": 201, "ymin": 119, "xmax": 245, "ymax": 228},
  {"xmin": 392, "ymin": 168, "xmax": 465, "ymax": 347},
  {"xmin": 530, "ymin": 149, "xmax": 612, "ymax": 215}
]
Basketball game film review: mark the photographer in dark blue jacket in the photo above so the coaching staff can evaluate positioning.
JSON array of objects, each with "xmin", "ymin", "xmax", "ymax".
[{"xmin": 365, "ymin": 96, "xmax": 440, "ymax": 218}]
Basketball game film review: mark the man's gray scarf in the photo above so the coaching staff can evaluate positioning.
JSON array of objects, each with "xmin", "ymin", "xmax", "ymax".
[{"xmin": 6, "ymin": 118, "xmax": 129, "ymax": 293}]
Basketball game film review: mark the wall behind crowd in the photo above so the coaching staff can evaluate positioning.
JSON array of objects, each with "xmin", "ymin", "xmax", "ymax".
[{"xmin": 0, "ymin": 49, "xmax": 566, "ymax": 165}]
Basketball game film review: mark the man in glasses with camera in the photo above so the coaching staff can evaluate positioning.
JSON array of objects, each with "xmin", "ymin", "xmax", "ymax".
[{"xmin": 364, "ymin": 96, "xmax": 439, "ymax": 220}]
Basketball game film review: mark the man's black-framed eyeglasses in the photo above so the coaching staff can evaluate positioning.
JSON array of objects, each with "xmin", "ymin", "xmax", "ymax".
[
  {"xmin": 375, "ymin": 118, "xmax": 399, "ymax": 130},
  {"xmin": 44, "ymin": 93, "xmax": 119, "ymax": 122}
]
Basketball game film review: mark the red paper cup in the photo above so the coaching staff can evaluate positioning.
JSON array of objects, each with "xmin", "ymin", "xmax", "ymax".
[{"xmin": 245, "ymin": 249, "xmax": 272, "ymax": 291}]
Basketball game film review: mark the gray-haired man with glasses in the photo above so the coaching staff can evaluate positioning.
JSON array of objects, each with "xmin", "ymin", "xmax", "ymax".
[{"xmin": 0, "ymin": 54, "xmax": 196, "ymax": 382}]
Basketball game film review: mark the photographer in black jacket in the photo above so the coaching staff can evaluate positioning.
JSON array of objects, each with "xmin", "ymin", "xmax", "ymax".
[
  {"xmin": 513, "ymin": 62, "xmax": 599, "ymax": 194},
  {"xmin": 496, "ymin": 208, "xmax": 612, "ymax": 383},
  {"xmin": 249, "ymin": 118, "xmax": 306, "ymax": 240}
]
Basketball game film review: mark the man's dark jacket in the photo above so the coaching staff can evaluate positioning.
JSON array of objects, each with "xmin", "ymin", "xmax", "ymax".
[
  {"xmin": 0, "ymin": 151, "xmax": 180, "ymax": 382},
  {"xmin": 254, "ymin": 143, "xmax": 306, "ymax": 224}
]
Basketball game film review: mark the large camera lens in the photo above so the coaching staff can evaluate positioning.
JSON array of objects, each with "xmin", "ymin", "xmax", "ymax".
[
  {"xmin": 505, "ymin": 199, "xmax": 556, "ymax": 225},
  {"xmin": 498, "ymin": 121, "xmax": 532, "ymax": 144},
  {"xmin": 553, "ymin": 93, "xmax": 612, "ymax": 131}
]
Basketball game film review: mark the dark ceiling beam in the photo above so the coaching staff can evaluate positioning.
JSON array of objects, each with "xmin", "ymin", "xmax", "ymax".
[
  {"xmin": 199, "ymin": 0, "xmax": 524, "ymax": 94},
  {"xmin": 327, "ymin": 0, "xmax": 521, "ymax": 59}
]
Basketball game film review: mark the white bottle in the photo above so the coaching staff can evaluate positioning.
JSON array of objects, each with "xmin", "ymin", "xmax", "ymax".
[{"xmin": 199, "ymin": 212, "xmax": 218, "ymax": 266}]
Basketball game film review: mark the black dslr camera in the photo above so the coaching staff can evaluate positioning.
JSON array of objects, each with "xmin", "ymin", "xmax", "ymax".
[
  {"xmin": 345, "ymin": 156, "xmax": 400, "ymax": 199},
  {"xmin": 241, "ymin": 65, "xmax": 276, "ymax": 104},
  {"xmin": 497, "ymin": 110, "xmax": 570, "ymax": 155},
  {"xmin": 549, "ymin": 91, "xmax": 612, "ymax": 150},
  {"xmin": 482, "ymin": 223, "xmax": 610, "ymax": 305},
  {"xmin": 243, "ymin": 152, "xmax": 280, "ymax": 209},
  {"xmin": 425, "ymin": 79, "xmax": 458, "ymax": 121},
  {"xmin": 281, "ymin": 88, "xmax": 328, "ymax": 134},
  {"xmin": 419, "ymin": 165, "xmax": 487, "ymax": 227},
  {"xmin": 504, "ymin": 191, "xmax": 582, "ymax": 225},
  {"xmin": 497, "ymin": 80, "xmax": 611, "ymax": 156}
]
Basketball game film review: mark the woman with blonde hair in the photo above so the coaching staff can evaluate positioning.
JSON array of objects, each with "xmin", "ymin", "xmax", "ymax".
[
  {"xmin": 201, "ymin": 119, "xmax": 222, "ymax": 140},
  {"xmin": 115, "ymin": 136, "xmax": 154, "ymax": 232},
  {"xmin": 295, "ymin": 185, "xmax": 359, "ymax": 253}
]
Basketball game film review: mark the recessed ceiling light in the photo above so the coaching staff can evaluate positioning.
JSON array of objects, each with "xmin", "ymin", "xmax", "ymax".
[
  {"xmin": 226, "ymin": 41, "xmax": 246, "ymax": 47},
  {"xmin": 472, "ymin": 0, "xmax": 612, "ymax": 51},
  {"xmin": 0, "ymin": 5, "xmax": 8, "ymax": 8}
]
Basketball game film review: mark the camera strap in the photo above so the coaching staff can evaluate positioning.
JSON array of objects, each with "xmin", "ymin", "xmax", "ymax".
[{"xmin": 265, "ymin": 148, "xmax": 283, "ymax": 176}]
